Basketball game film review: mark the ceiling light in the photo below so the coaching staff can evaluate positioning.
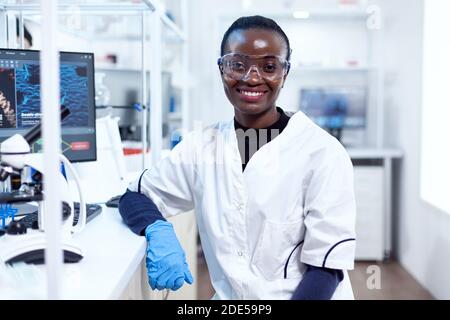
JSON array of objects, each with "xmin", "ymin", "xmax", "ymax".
[{"xmin": 293, "ymin": 11, "xmax": 310, "ymax": 19}]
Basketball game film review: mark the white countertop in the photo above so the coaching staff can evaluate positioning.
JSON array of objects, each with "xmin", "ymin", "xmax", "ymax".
[
  {"xmin": 346, "ymin": 148, "xmax": 403, "ymax": 159},
  {"xmin": 61, "ymin": 205, "xmax": 146, "ymax": 299},
  {"xmin": 0, "ymin": 206, "xmax": 146, "ymax": 300}
]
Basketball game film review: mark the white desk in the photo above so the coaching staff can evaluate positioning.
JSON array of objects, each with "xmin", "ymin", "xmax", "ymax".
[
  {"xmin": 68, "ymin": 205, "xmax": 197, "ymax": 300},
  {"xmin": 61, "ymin": 206, "xmax": 147, "ymax": 299},
  {"xmin": 1, "ymin": 205, "xmax": 198, "ymax": 300},
  {"xmin": 0, "ymin": 206, "xmax": 147, "ymax": 299}
]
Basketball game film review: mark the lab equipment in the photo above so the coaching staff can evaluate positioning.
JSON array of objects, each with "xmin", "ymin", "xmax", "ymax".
[
  {"xmin": 19, "ymin": 202, "xmax": 102, "ymax": 229},
  {"xmin": 0, "ymin": 48, "xmax": 97, "ymax": 162},
  {"xmin": 95, "ymin": 69, "xmax": 172, "ymax": 143},
  {"xmin": 145, "ymin": 220, "xmax": 193, "ymax": 291},
  {"xmin": 217, "ymin": 53, "xmax": 290, "ymax": 81},
  {"xmin": 0, "ymin": 204, "xmax": 17, "ymax": 229},
  {"xmin": 0, "ymin": 107, "xmax": 86, "ymax": 265}
]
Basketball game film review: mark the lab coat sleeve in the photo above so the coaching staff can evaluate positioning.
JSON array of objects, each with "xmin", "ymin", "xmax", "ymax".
[
  {"xmin": 300, "ymin": 147, "xmax": 356, "ymax": 270},
  {"xmin": 128, "ymin": 133, "xmax": 196, "ymax": 219}
]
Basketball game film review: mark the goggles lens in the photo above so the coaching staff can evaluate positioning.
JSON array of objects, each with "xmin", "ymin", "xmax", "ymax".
[{"xmin": 219, "ymin": 53, "xmax": 290, "ymax": 81}]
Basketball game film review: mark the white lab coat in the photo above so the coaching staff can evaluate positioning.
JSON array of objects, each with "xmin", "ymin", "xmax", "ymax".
[{"xmin": 129, "ymin": 111, "xmax": 356, "ymax": 300}]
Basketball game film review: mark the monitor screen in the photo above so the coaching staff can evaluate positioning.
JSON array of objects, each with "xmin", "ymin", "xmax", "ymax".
[
  {"xmin": 299, "ymin": 87, "xmax": 367, "ymax": 130},
  {"xmin": 0, "ymin": 49, "xmax": 96, "ymax": 162}
]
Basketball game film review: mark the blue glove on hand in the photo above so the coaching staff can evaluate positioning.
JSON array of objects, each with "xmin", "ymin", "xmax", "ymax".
[{"xmin": 145, "ymin": 220, "xmax": 194, "ymax": 291}]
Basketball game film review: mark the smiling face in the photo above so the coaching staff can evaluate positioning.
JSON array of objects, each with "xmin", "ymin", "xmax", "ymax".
[{"xmin": 220, "ymin": 28, "xmax": 289, "ymax": 123}]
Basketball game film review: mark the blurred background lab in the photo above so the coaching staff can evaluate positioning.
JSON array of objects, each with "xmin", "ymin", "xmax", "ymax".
[{"xmin": 0, "ymin": 0, "xmax": 448, "ymax": 300}]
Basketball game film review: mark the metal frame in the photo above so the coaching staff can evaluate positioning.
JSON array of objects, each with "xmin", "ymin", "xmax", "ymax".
[
  {"xmin": 40, "ymin": 0, "xmax": 62, "ymax": 299},
  {"xmin": 141, "ymin": 11, "xmax": 149, "ymax": 169},
  {"xmin": 0, "ymin": 7, "xmax": 6, "ymax": 47},
  {"xmin": 6, "ymin": 11, "xmax": 16, "ymax": 48},
  {"xmin": 161, "ymin": 11, "xmax": 186, "ymax": 41},
  {"xmin": 181, "ymin": 0, "xmax": 189, "ymax": 133},
  {"xmin": 1, "ymin": 3, "xmax": 153, "ymax": 13},
  {"xmin": 150, "ymin": 6, "xmax": 163, "ymax": 165}
]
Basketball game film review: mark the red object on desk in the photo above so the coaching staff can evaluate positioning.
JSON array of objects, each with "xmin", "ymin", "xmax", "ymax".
[{"xmin": 123, "ymin": 148, "xmax": 150, "ymax": 156}]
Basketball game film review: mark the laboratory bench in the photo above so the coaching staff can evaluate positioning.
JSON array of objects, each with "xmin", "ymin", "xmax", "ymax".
[{"xmin": 0, "ymin": 203, "xmax": 197, "ymax": 300}]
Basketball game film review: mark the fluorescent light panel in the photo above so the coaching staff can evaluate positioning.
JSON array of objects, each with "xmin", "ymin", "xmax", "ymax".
[{"xmin": 293, "ymin": 11, "xmax": 310, "ymax": 19}]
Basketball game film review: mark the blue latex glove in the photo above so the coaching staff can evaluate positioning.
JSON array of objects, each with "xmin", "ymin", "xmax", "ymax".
[{"xmin": 145, "ymin": 220, "xmax": 194, "ymax": 291}]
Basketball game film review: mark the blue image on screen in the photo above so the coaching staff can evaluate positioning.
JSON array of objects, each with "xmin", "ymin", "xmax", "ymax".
[
  {"xmin": 15, "ymin": 62, "xmax": 89, "ymax": 128},
  {"xmin": 300, "ymin": 87, "xmax": 367, "ymax": 130}
]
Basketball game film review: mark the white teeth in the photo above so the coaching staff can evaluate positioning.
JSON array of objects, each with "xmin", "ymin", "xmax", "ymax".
[{"xmin": 241, "ymin": 91, "xmax": 264, "ymax": 97}]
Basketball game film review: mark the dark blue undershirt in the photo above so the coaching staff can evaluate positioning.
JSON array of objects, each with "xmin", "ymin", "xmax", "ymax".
[{"xmin": 119, "ymin": 107, "xmax": 343, "ymax": 299}]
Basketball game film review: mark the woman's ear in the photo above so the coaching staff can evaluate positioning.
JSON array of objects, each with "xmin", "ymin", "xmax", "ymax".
[
  {"xmin": 217, "ymin": 57, "xmax": 224, "ymax": 75},
  {"xmin": 281, "ymin": 70, "xmax": 289, "ymax": 88}
]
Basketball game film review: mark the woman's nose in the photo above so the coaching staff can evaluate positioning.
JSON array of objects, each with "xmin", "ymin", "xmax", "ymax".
[{"xmin": 242, "ymin": 65, "xmax": 263, "ymax": 83}]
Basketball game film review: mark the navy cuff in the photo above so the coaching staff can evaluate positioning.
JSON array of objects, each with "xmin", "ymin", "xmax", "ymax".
[
  {"xmin": 291, "ymin": 265, "xmax": 343, "ymax": 300},
  {"xmin": 118, "ymin": 189, "xmax": 165, "ymax": 235}
]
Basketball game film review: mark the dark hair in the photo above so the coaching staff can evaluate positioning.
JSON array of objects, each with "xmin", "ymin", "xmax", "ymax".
[{"xmin": 220, "ymin": 15, "xmax": 291, "ymax": 61}]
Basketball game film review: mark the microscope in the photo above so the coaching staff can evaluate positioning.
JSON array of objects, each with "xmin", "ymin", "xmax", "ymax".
[{"xmin": 0, "ymin": 107, "xmax": 86, "ymax": 264}]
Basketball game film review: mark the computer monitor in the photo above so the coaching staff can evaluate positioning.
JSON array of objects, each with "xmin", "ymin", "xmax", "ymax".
[
  {"xmin": 299, "ymin": 87, "xmax": 367, "ymax": 130},
  {"xmin": 0, "ymin": 49, "xmax": 96, "ymax": 162}
]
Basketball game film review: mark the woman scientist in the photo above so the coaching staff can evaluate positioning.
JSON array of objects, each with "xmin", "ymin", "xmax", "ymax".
[{"xmin": 119, "ymin": 15, "xmax": 356, "ymax": 300}]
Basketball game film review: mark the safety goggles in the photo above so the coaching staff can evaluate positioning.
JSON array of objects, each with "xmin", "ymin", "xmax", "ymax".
[{"xmin": 217, "ymin": 53, "xmax": 290, "ymax": 81}]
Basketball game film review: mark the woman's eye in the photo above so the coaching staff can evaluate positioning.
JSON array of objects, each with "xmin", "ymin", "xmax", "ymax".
[
  {"xmin": 263, "ymin": 63, "xmax": 278, "ymax": 73},
  {"xmin": 230, "ymin": 61, "xmax": 246, "ymax": 71}
]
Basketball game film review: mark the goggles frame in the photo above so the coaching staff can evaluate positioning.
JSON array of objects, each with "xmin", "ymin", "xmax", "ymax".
[{"xmin": 217, "ymin": 53, "xmax": 291, "ymax": 81}]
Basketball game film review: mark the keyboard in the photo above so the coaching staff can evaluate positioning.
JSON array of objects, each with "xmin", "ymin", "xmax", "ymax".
[
  {"xmin": 105, "ymin": 195, "xmax": 121, "ymax": 208},
  {"xmin": 19, "ymin": 202, "xmax": 102, "ymax": 229}
]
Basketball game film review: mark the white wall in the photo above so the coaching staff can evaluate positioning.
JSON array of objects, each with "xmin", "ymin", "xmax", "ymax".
[
  {"xmin": 382, "ymin": 0, "xmax": 450, "ymax": 299},
  {"xmin": 420, "ymin": 1, "xmax": 450, "ymax": 215}
]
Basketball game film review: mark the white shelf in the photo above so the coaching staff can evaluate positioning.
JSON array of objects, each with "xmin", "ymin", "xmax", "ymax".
[
  {"xmin": 96, "ymin": 66, "xmax": 141, "ymax": 72},
  {"xmin": 347, "ymin": 148, "xmax": 403, "ymax": 159},
  {"xmin": 168, "ymin": 112, "xmax": 182, "ymax": 121},
  {"xmin": 293, "ymin": 66, "xmax": 373, "ymax": 73}
]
